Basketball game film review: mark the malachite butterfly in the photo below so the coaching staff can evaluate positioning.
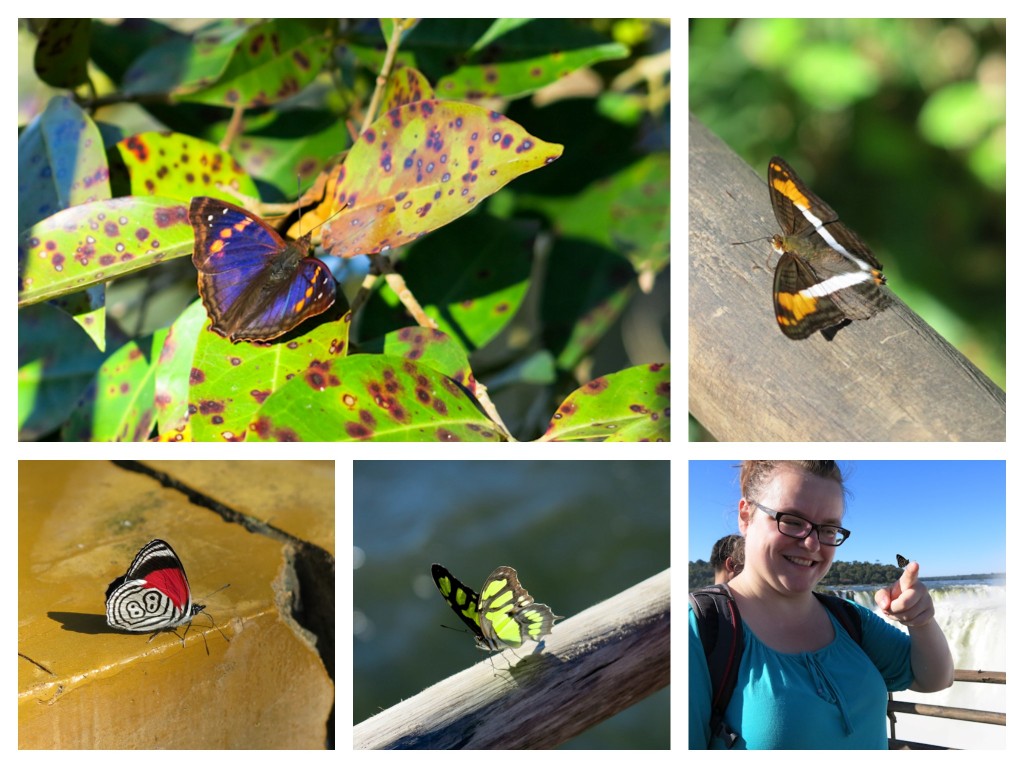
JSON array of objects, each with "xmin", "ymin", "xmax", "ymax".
[
  {"xmin": 430, "ymin": 564, "xmax": 562, "ymax": 651},
  {"xmin": 896, "ymin": 554, "xmax": 910, "ymax": 569}
]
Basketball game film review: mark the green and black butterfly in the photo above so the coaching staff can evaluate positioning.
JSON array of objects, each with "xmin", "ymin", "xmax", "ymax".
[{"xmin": 430, "ymin": 563, "xmax": 562, "ymax": 651}]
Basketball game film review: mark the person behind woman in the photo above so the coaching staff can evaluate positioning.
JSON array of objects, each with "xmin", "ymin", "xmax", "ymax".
[
  {"xmin": 689, "ymin": 460, "xmax": 954, "ymax": 749},
  {"xmin": 711, "ymin": 534, "xmax": 744, "ymax": 584}
]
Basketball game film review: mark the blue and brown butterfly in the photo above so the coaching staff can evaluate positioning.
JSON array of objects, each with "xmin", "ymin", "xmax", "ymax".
[
  {"xmin": 766, "ymin": 157, "xmax": 890, "ymax": 340},
  {"xmin": 188, "ymin": 197, "xmax": 336, "ymax": 343}
]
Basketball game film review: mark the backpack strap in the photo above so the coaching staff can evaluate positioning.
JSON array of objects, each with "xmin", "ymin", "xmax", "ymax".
[
  {"xmin": 690, "ymin": 585, "xmax": 865, "ymax": 749},
  {"xmin": 813, "ymin": 592, "xmax": 863, "ymax": 646},
  {"xmin": 688, "ymin": 584, "xmax": 742, "ymax": 748}
]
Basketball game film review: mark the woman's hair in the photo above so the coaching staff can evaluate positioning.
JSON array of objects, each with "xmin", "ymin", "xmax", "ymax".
[
  {"xmin": 710, "ymin": 534, "xmax": 744, "ymax": 570},
  {"xmin": 739, "ymin": 461, "xmax": 847, "ymax": 506}
]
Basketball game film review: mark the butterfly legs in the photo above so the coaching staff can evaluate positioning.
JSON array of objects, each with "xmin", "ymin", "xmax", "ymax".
[{"xmin": 146, "ymin": 612, "xmax": 230, "ymax": 655}]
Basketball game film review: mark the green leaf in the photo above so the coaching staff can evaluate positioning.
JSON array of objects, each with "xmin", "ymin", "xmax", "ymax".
[
  {"xmin": 527, "ymin": 152, "xmax": 669, "ymax": 275},
  {"xmin": 62, "ymin": 330, "xmax": 168, "ymax": 441},
  {"xmin": 124, "ymin": 19, "xmax": 331, "ymax": 109},
  {"xmin": 18, "ymin": 95, "xmax": 112, "ymax": 233},
  {"xmin": 115, "ymin": 132, "xmax": 260, "ymax": 201},
  {"xmin": 188, "ymin": 311, "xmax": 353, "ymax": 441},
  {"xmin": 154, "ymin": 300, "xmax": 208, "ymax": 438},
  {"xmin": 19, "ymin": 303, "xmax": 106, "ymax": 440},
  {"xmin": 542, "ymin": 363, "xmax": 670, "ymax": 441},
  {"xmin": 34, "ymin": 19, "xmax": 92, "ymax": 88},
  {"xmin": 404, "ymin": 19, "xmax": 629, "ymax": 100},
  {"xmin": 359, "ymin": 213, "xmax": 533, "ymax": 352},
  {"xmin": 19, "ymin": 196, "xmax": 192, "ymax": 306},
  {"xmin": 541, "ymin": 243, "xmax": 636, "ymax": 371},
  {"xmin": 437, "ymin": 23, "xmax": 630, "ymax": 100},
  {"xmin": 247, "ymin": 354, "xmax": 504, "ymax": 442}
]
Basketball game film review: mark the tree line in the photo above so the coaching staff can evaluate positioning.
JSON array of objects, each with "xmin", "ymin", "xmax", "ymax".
[{"xmin": 689, "ymin": 558, "xmax": 911, "ymax": 591}]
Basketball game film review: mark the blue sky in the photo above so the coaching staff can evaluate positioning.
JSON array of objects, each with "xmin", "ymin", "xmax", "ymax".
[{"xmin": 688, "ymin": 461, "xmax": 1006, "ymax": 577}]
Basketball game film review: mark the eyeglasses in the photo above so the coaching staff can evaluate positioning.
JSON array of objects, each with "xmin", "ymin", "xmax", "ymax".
[{"xmin": 752, "ymin": 502, "xmax": 850, "ymax": 546}]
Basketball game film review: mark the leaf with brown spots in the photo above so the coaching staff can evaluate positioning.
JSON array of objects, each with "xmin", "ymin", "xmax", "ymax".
[
  {"xmin": 19, "ymin": 196, "xmax": 193, "ymax": 307},
  {"xmin": 248, "ymin": 355, "xmax": 503, "ymax": 442},
  {"xmin": 188, "ymin": 310, "xmax": 352, "ymax": 441},
  {"xmin": 382, "ymin": 326, "xmax": 477, "ymax": 395},
  {"xmin": 154, "ymin": 300, "xmax": 209, "ymax": 437},
  {"xmin": 381, "ymin": 63, "xmax": 436, "ymax": 111},
  {"xmin": 115, "ymin": 132, "xmax": 260, "ymax": 202},
  {"xmin": 432, "ymin": 19, "xmax": 629, "ymax": 100},
  {"xmin": 34, "ymin": 19, "xmax": 92, "ymax": 89},
  {"xmin": 319, "ymin": 99, "xmax": 563, "ymax": 259},
  {"xmin": 542, "ymin": 363, "xmax": 670, "ymax": 442},
  {"xmin": 134, "ymin": 19, "xmax": 332, "ymax": 110}
]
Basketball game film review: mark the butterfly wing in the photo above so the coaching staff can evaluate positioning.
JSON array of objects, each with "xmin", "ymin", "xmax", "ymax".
[
  {"xmin": 106, "ymin": 539, "xmax": 196, "ymax": 632},
  {"xmin": 896, "ymin": 554, "xmax": 910, "ymax": 568},
  {"xmin": 431, "ymin": 564, "xmax": 486, "ymax": 645},
  {"xmin": 772, "ymin": 251, "xmax": 854, "ymax": 340},
  {"xmin": 768, "ymin": 157, "xmax": 841, "ymax": 236},
  {"xmin": 189, "ymin": 197, "xmax": 336, "ymax": 343},
  {"xmin": 767, "ymin": 158, "xmax": 889, "ymax": 340},
  {"xmin": 478, "ymin": 566, "xmax": 560, "ymax": 651}
]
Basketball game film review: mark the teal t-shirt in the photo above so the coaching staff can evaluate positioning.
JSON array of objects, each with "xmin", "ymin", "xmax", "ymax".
[{"xmin": 689, "ymin": 599, "xmax": 914, "ymax": 749}]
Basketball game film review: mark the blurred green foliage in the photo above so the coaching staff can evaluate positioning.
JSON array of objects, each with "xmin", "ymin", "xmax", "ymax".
[{"xmin": 690, "ymin": 19, "xmax": 1005, "ymax": 388}]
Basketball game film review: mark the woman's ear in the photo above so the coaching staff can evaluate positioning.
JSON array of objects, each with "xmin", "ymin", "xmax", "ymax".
[{"xmin": 738, "ymin": 498, "xmax": 753, "ymax": 534}]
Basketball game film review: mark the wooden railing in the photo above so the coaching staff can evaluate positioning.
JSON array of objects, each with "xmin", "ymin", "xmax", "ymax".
[{"xmin": 887, "ymin": 669, "xmax": 1005, "ymax": 750}]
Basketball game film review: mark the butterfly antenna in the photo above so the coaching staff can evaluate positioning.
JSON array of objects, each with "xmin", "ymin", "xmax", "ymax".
[
  {"xmin": 200, "ymin": 582, "xmax": 231, "ymax": 600},
  {"xmin": 731, "ymin": 235, "xmax": 770, "ymax": 246}
]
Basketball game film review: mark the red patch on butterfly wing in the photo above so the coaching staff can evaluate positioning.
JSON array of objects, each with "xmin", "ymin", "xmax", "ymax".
[{"xmin": 144, "ymin": 566, "xmax": 191, "ymax": 609}]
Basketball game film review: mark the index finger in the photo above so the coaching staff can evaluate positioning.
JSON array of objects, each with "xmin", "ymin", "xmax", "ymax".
[{"xmin": 900, "ymin": 560, "xmax": 920, "ymax": 589}]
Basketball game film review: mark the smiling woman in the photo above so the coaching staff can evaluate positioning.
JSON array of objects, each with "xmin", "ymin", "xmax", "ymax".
[{"xmin": 689, "ymin": 460, "xmax": 955, "ymax": 750}]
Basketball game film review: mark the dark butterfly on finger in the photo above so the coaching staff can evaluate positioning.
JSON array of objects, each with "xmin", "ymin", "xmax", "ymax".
[
  {"xmin": 189, "ymin": 196, "xmax": 336, "ymax": 343},
  {"xmin": 896, "ymin": 554, "xmax": 910, "ymax": 568}
]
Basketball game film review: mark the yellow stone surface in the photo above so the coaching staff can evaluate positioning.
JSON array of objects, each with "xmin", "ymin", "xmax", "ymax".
[{"xmin": 18, "ymin": 460, "xmax": 335, "ymax": 749}]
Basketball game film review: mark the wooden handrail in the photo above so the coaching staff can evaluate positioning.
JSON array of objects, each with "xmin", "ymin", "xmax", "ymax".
[
  {"xmin": 888, "ymin": 700, "xmax": 1005, "ymax": 726},
  {"xmin": 953, "ymin": 669, "xmax": 1005, "ymax": 684},
  {"xmin": 887, "ymin": 668, "xmax": 1005, "ymax": 749}
]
